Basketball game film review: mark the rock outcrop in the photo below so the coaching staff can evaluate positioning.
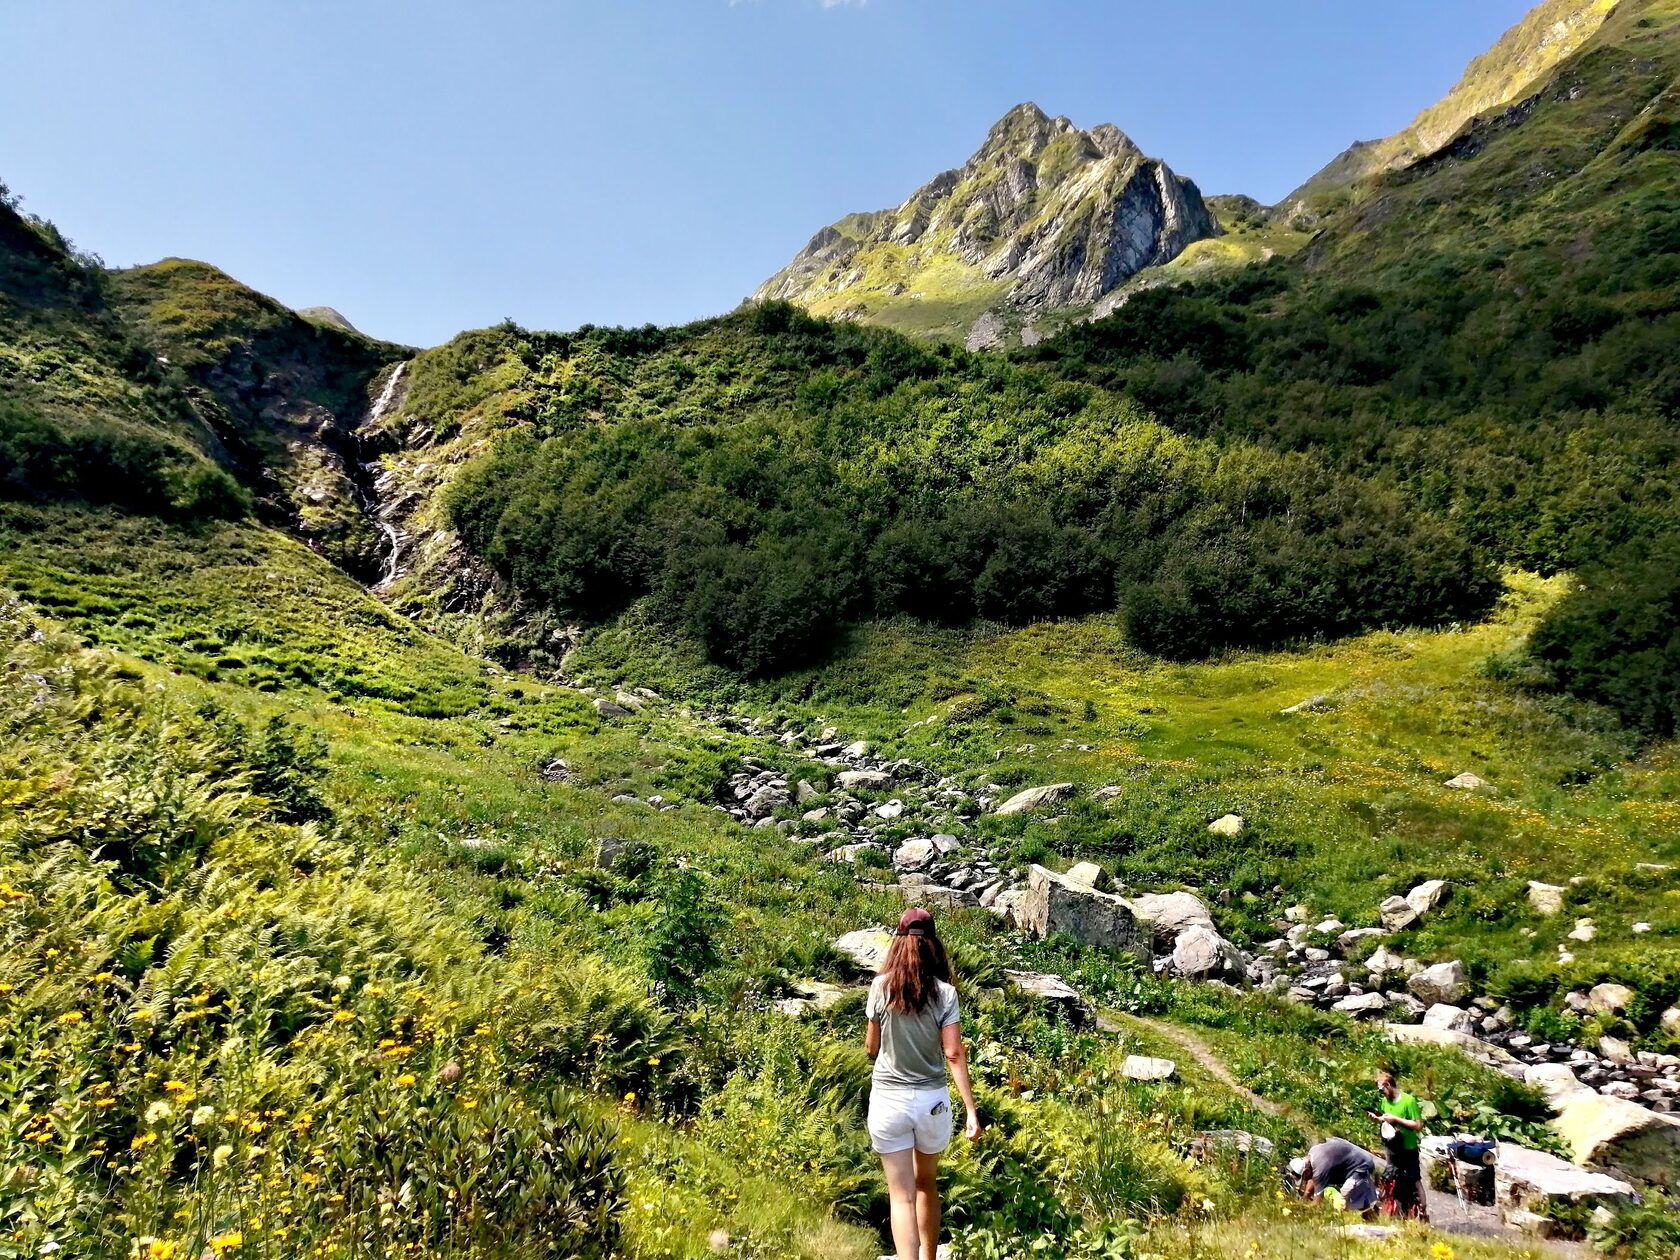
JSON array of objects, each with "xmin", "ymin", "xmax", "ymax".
[
  {"xmin": 1016, "ymin": 864, "xmax": 1151, "ymax": 956},
  {"xmin": 754, "ymin": 103, "xmax": 1215, "ymax": 338}
]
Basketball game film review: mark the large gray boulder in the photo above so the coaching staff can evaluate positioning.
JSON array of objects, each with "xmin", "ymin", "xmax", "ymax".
[
  {"xmin": 1587, "ymin": 983, "xmax": 1635, "ymax": 1016},
  {"xmin": 893, "ymin": 838, "xmax": 935, "ymax": 871},
  {"xmin": 1379, "ymin": 896, "xmax": 1418, "ymax": 931},
  {"xmin": 1131, "ymin": 890, "xmax": 1214, "ymax": 946},
  {"xmin": 1407, "ymin": 960, "xmax": 1468, "ymax": 1005},
  {"xmin": 1121, "ymin": 1055, "xmax": 1176, "ymax": 1081},
  {"xmin": 1551, "ymin": 1093, "xmax": 1680, "ymax": 1186},
  {"xmin": 1171, "ymin": 924, "xmax": 1245, "ymax": 981},
  {"xmin": 1484, "ymin": 1142, "xmax": 1634, "ymax": 1217},
  {"xmin": 995, "ymin": 783, "xmax": 1076, "ymax": 816},
  {"xmin": 1004, "ymin": 970, "xmax": 1088, "ymax": 1023},
  {"xmin": 1207, "ymin": 814, "xmax": 1245, "ymax": 837},
  {"xmin": 1422, "ymin": 1003, "xmax": 1475, "ymax": 1033},
  {"xmin": 1016, "ymin": 865, "xmax": 1150, "ymax": 956},
  {"xmin": 1333, "ymin": 993, "xmax": 1389, "ymax": 1019}
]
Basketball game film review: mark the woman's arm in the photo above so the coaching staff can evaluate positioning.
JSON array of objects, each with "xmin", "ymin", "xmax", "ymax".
[
  {"xmin": 941, "ymin": 1022, "xmax": 982, "ymax": 1140},
  {"xmin": 865, "ymin": 1018, "xmax": 881, "ymax": 1060}
]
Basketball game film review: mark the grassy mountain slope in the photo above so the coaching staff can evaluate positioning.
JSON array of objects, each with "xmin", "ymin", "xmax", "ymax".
[
  {"xmin": 109, "ymin": 258, "xmax": 408, "ymax": 575},
  {"xmin": 3, "ymin": 498, "xmax": 1658, "ymax": 1258},
  {"xmin": 1021, "ymin": 0, "xmax": 1680, "ymax": 734},
  {"xmin": 1278, "ymin": 0, "xmax": 1619, "ymax": 219}
]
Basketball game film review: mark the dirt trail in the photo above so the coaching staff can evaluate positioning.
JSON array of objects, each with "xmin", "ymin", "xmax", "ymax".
[{"xmin": 1112, "ymin": 1013, "xmax": 1306, "ymax": 1128}]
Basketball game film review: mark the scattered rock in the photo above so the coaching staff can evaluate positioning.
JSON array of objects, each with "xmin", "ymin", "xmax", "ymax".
[
  {"xmin": 593, "ymin": 698, "xmax": 630, "ymax": 718},
  {"xmin": 874, "ymin": 800, "xmax": 905, "ymax": 820},
  {"xmin": 837, "ymin": 769, "xmax": 893, "ymax": 791},
  {"xmin": 1063, "ymin": 860, "xmax": 1106, "ymax": 889},
  {"xmin": 1444, "ymin": 772, "xmax": 1488, "ymax": 790},
  {"xmin": 1422, "ymin": 1003, "xmax": 1476, "ymax": 1034},
  {"xmin": 1333, "ymin": 992, "xmax": 1389, "ymax": 1018},
  {"xmin": 1279, "ymin": 695, "xmax": 1328, "ymax": 715},
  {"xmin": 1207, "ymin": 814, "xmax": 1245, "ymax": 837},
  {"xmin": 1405, "ymin": 880, "xmax": 1449, "ymax": 916},
  {"xmin": 541, "ymin": 758, "xmax": 571, "ymax": 783},
  {"xmin": 1587, "ymin": 983, "xmax": 1635, "ymax": 1017},
  {"xmin": 1172, "ymin": 924, "xmax": 1245, "ymax": 981},
  {"xmin": 1091, "ymin": 785, "xmax": 1123, "ymax": 802},
  {"xmin": 1131, "ymin": 890, "xmax": 1215, "ymax": 946},
  {"xmin": 1568, "ymin": 917, "xmax": 1597, "ymax": 942},
  {"xmin": 893, "ymin": 839, "xmax": 935, "ymax": 871},
  {"xmin": 1121, "ymin": 1055, "xmax": 1176, "ymax": 1082},
  {"xmin": 773, "ymin": 980, "xmax": 852, "ymax": 1018},
  {"xmin": 1408, "ymin": 960, "xmax": 1469, "ymax": 1005},
  {"xmin": 1527, "ymin": 881, "xmax": 1566, "ymax": 916},
  {"xmin": 995, "ymin": 783, "xmax": 1076, "ymax": 816},
  {"xmin": 1337, "ymin": 927, "xmax": 1388, "ymax": 955}
]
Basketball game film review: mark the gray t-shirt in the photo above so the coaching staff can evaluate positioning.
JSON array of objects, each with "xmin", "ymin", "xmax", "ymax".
[
  {"xmin": 1308, "ymin": 1138, "xmax": 1375, "ymax": 1191},
  {"xmin": 868, "ymin": 975, "xmax": 960, "ymax": 1092}
]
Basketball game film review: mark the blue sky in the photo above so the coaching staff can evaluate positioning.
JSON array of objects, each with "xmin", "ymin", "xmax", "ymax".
[{"xmin": 1, "ymin": 0, "xmax": 1535, "ymax": 347}]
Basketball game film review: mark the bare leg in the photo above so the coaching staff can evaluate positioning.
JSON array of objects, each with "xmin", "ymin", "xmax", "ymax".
[
  {"xmin": 914, "ymin": 1150, "xmax": 941, "ymax": 1260},
  {"xmin": 880, "ymin": 1149, "xmax": 919, "ymax": 1260}
]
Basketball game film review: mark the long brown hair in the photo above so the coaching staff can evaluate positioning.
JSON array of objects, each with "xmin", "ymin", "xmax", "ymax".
[{"xmin": 879, "ymin": 930, "xmax": 954, "ymax": 1015}]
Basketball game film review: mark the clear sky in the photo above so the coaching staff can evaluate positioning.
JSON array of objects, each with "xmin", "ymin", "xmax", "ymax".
[{"xmin": 1, "ymin": 0, "xmax": 1536, "ymax": 348}]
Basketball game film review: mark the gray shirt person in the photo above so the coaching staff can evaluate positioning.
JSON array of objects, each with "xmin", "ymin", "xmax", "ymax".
[{"xmin": 867, "ymin": 975, "xmax": 961, "ymax": 1091}]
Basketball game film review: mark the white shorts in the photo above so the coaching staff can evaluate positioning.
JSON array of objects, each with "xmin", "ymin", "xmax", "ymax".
[{"xmin": 868, "ymin": 1086, "xmax": 953, "ymax": 1155}]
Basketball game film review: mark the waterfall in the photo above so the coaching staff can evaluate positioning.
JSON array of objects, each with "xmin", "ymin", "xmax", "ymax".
[{"xmin": 358, "ymin": 361, "xmax": 411, "ymax": 590}]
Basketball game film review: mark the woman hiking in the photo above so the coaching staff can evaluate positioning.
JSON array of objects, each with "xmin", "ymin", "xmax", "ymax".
[{"xmin": 865, "ymin": 907, "xmax": 982, "ymax": 1260}]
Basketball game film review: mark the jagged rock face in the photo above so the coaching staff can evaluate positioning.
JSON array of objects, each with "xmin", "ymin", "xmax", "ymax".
[{"xmin": 754, "ymin": 103, "xmax": 1215, "ymax": 329}]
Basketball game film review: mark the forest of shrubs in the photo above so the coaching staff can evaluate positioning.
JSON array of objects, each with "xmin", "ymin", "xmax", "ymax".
[{"xmin": 441, "ymin": 304, "xmax": 1498, "ymax": 674}]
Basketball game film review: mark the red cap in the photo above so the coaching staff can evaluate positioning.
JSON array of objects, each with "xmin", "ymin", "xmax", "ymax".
[{"xmin": 895, "ymin": 907, "xmax": 936, "ymax": 937}]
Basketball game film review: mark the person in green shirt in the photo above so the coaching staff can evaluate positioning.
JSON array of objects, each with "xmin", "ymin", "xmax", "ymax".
[{"xmin": 1367, "ymin": 1071, "xmax": 1426, "ymax": 1219}]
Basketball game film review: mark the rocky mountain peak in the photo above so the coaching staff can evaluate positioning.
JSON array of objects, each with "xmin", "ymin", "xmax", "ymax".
[{"xmin": 753, "ymin": 104, "xmax": 1214, "ymax": 341}]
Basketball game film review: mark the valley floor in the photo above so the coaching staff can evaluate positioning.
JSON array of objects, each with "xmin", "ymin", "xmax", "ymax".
[{"xmin": 2, "ymin": 502, "xmax": 1675, "ymax": 1259}]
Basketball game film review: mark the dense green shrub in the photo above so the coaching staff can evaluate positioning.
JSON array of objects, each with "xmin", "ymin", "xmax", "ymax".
[
  {"xmin": 1530, "ymin": 534, "xmax": 1680, "ymax": 737},
  {"xmin": 442, "ymin": 312, "xmax": 1495, "ymax": 673}
]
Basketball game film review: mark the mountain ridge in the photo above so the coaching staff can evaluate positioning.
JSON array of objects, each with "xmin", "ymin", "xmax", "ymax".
[{"xmin": 753, "ymin": 102, "xmax": 1216, "ymax": 343}]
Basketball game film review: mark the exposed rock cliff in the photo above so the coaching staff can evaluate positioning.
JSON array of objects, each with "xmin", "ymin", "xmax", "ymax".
[{"xmin": 753, "ymin": 103, "xmax": 1216, "ymax": 341}]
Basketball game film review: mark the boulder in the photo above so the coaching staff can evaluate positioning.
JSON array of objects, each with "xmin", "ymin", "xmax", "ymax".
[
  {"xmin": 1016, "ymin": 865, "xmax": 1150, "ymax": 955},
  {"xmin": 1406, "ymin": 880, "xmax": 1449, "ymax": 916},
  {"xmin": 541, "ymin": 758, "xmax": 571, "ymax": 783},
  {"xmin": 1091, "ymin": 785, "xmax": 1124, "ymax": 802},
  {"xmin": 1568, "ymin": 917, "xmax": 1597, "ymax": 943},
  {"xmin": 796, "ymin": 779, "xmax": 821, "ymax": 804},
  {"xmin": 991, "ymin": 888, "xmax": 1030, "ymax": 925},
  {"xmin": 1333, "ymin": 993, "xmax": 1389, "ymax": 1019},
  {"xmin": 840, "ymin": 740, "xmax": 871, "ymax": 759},
  {"xmin": 1422, "ymin": 1003, "xmax": 1476, "ymax": 1034},
  {"xmin": 1121, "ymin": 1055, "xmax": 1176, "ymax": 1082},
  {"xmin": 1004, "ymin": 970, "xmax": 1087, "ymax": 1022},
  {"xmin": 773, "ymin": 980, "xmax": 853, "ymax": 1018},
  {"xmin": 1527, "ymin": 881, "xmax": 1566, "ymax": 916},
  {"xmin": 826, "ymin": 843, "xmax": 881, "ymax": 864},
  {"xmin": 1172, "ymin": 924, "xmax": 1245, "ymax": 981},
  {"xmin": 837, "ymin": 769, "xmax": 893, "ymax": 791},
  {"xmin": 1492, "ymin": 1142, "xmax": 1634, "ymax": 1217},
  {"xmin": 893, "ymin": 839, "xmax": 935, "ymax": 871},
  {"xmin": 874, "ymin": 800, "xmax": 906, "ymax": 820},
  {"xmin": 1378, "ymin": 895, "xmax": 1419, "ymax": 931},
  {"xmin": 900, "ymin": 885, "xmax": 975, "ymax": 911},
  {"xmin": 1663, "ymin": 1007, "xmax": 1680, "ymax": 1037},
  {"xmin": 1523, "ymin": 1063, "xmax": 1592, "ymax": 1107},
  {"xmin": 1337, "ymin": 927, "xmax": 1388, "ymax": 955},
  {"xmin": 995, "ymin": 783, "xmax": 1076, "ymax": 816},
  {"xmin": 1207, "ymin": 814, "xmax": 1245, "ymax": 837},
  {"xmin": 1408, "ymin": 960, "xmax": 1468, "ymax": 1005},
  {"xmin": 1385, "ymin": 993, "xmax": 1427, "ymax": 1022},
  {"xmin": 1444, "ymin": 772, "xmax": 1489, "ymax": 790},
  {"xmin": 1064, "ymin": 861, "xmax": 1106, "ymax": 889},
  {"xmin": 1385, "ymin": 1023, "xmax": 1524, "ymax": 1076},
  {"xmin": 1280, "ymin": 695, "xmax": 1329, "ymax": 715},
  {"xmin": 1587, "ymin": 983, "xmax": 1635, "ymax": 1016},
  {"xmin": 1131, "ymin": 891, "xmax": 1214, "ymax": 946},
  {"xmin": 592, "ymin": 697, "xmax": 630, "ymax": 718},
  {"xmin": 834, "ymin": 928, "xmax": 892, "ymax": 973},
  {"xmin": 1550, "ymin": 1093, "xmax": 1680, "ymax": 1185},
  {"xmin": 802, "ymin": 807, "xmax": 830, "ymax": 822},
  {"xmin": 1366, "ymin": 946, "xmax": 1406, "ymax": 976}
]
